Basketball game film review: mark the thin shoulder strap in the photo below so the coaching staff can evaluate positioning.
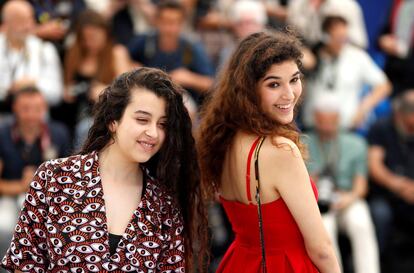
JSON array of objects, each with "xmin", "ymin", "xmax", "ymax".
[
  {"xmin": 246, "ymin": 137, "xmax": 262, "ymax": 204},
  {"xmin": 254, "ymin": 137, "xmax": 266, "ymax": 189},
  {"xmin": 254, "ymin": 136, "xmax": 267, "ymax": 273}
]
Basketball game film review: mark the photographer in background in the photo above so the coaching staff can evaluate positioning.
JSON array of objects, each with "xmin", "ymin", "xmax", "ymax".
[
  {"xmin": 301, "ymin": 15, "xmax": 391, "ymax": 131},
  {"xmin": 368, "ymin": 89, "xmax": 414, "ymax": 258},
  {"xmin": 0, "ymin": 86, "xmax": 70, "ymax": 260},
  {"xmin": 303, "ymin": 93, "xmax": 380, "ymax": 273}
]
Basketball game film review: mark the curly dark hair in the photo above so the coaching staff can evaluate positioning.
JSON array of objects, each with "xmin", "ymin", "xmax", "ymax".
[
  {"xmin": 80, "ymin": 67, "xmax": 208, "ymax": 272},
  {"xmin": 197, "ymin": 30, "xmax": 306, "ymax": 195}
]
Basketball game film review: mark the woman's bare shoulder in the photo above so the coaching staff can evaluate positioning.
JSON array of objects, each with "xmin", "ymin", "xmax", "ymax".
[
  {"xmin": 263, "ymin": 136, "xmax": 302, "ymax": 160},
  {"xmin": 260, "ymin": 137, "xmax": 309, "ymax": 190}
]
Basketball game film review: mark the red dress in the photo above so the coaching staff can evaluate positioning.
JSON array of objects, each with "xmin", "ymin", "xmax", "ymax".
[{"xmin": 217, "ymin": 138, "xmax": 320, "ymax": 273}]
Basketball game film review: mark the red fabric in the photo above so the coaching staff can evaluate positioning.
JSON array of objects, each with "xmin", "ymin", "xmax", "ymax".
[{"xmin": 217, "ymin": 139, "xmax": 320, "ymax": 273}]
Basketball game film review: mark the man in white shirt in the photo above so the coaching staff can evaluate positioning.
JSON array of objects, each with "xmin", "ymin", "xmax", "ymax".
[
  {"xmin": 302, "ymin": 15, "xmax": 392, "ymax": 130},
  {"xmin": 0, "ymin": 0, "xmax": 63, "ymax": 111}
]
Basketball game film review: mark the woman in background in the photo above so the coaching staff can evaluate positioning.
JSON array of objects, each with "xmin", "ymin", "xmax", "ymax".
[
  {"xmin": 56, "ymin": 9, "xmax": 132, "ymax": 132},
  {"xmin": 197, "ymin": 31, "xmax": 340, "ymax": 272}
]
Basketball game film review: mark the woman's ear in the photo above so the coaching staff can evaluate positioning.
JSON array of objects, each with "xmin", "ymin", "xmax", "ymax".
[{"xmin": 109, "ymin": 120, "xmax": 117, "ymax": 133}]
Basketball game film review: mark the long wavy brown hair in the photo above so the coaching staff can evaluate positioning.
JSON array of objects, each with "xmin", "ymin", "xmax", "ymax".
[
  {"xmin": 64, "ymin": 9, "xmax": 115, "ymax": 85},
  {"xmin": 80, "ymin": 68, "xmax": 209, "ymax": 272},
  {"xmin": 197, "ymin": 30, "xmax": 306, "ymax": 195}
]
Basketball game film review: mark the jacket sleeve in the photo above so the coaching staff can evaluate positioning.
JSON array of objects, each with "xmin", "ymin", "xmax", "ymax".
[{"xmin": 1, "ymin": 162, "xmax": 51, "ymax": 272}]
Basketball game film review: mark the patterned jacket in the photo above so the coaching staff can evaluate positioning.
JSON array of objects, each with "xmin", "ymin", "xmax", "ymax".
[{"xmin": 1, "ymin": 151, "xmax": 185, "ymax": 273}]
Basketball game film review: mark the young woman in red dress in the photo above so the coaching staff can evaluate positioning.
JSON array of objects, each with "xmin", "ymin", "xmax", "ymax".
[{"xmin": 197, "ymin": 31, "xmax": 341, "ymax": 273}]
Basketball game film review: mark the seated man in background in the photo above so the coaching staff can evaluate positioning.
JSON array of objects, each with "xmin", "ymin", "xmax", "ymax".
[
  {"xmin": 0, "ymin": 86, "xmax": 70, "ymax": 258},
  {"xmin": 128, "ymin": 0, "xmax": 214, "ymax": 105},
  {"xmin": 0, "ymin": 0, "xmax": 63, "ymax": 112},
  {"xmin": 303, "ymin": 94, "xmax": 380, "ymax": 273},
  {"xmin": 368, "ymin": 89, "xmax": 414, "ymax": 261}
]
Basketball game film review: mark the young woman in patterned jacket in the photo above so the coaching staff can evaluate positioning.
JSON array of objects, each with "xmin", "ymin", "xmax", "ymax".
[{"xmin": 1, "ymin": 68, "xmax": 209, "ymax": 273}]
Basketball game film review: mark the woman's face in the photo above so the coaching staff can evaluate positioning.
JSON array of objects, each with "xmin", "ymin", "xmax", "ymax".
[
  {"xmin": 81, "ymin": 25, "xmax": 107, "ymax": 52},
  {"xmin": 257, "ymin": 61, "xmax": 302, "ymax": 125},
  {"xmin": 110, "ymin": 88, "xmax": 167, "ymax": 164}
]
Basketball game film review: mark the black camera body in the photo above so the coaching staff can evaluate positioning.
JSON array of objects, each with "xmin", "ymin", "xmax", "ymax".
[{"xmin": 317, "ymin": 167, "xmax": 336, "ymax": 213}]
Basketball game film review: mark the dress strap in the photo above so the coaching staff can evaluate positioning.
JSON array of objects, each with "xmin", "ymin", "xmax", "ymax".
[{"xmin": 246, "ymin": 137, "xmax": 262, "ymax": 204}]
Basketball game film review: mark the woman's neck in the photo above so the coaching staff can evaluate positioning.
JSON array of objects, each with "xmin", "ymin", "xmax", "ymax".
[{"xmin": 98, "ymin": 145, "xmax": 142, "ymax": 186}]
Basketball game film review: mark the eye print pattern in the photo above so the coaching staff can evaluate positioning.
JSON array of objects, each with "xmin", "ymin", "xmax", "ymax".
[{"xmin": 2, "ymin": 152, "xmax": 185, "ymax": 272}]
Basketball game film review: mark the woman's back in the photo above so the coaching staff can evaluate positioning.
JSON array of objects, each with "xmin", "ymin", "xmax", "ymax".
[
  {"xmin": 220, "ymin": 132, "xmax": 281, "ymax": 204},
  {"xmin": 217, "ymin": 133, "xmax": 320, "ymax": 272}
]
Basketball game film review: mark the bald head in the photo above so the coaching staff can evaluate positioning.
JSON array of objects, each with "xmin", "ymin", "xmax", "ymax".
[
  {"xmin": 2, "ymin": 0, "xmax": 33, "ymax": 21},
  {"xmin": 2, "ymin": 0, "xmax": 35, "ymax": 42}
]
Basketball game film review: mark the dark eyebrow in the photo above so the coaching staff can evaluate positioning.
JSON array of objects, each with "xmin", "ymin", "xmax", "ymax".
[
  {"xmin": 263, "ymin": 71, "xmax": 301, "ymax": 82},
  {"xmin": 135, "ymin": 110, "xmax": 168, "ymax": 120},
  {"xmin": 134, "ymin": 110, "xmax": 152, "ymax": 116}
]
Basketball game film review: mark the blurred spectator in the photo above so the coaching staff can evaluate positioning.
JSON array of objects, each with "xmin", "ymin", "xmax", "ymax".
[
  {"xmin": 196, "ymin": 0, "xmax": 285, "ymax": 30},
  {"xmin": 0, "ymin": 86, "xmax": 70, "ymax": 259},
  {"xmin": 218, "ymin": 0, "xmax": 268, "ymax": 68},
  {"xmin": 302, "ymin": 15, "xmax": 391, "ymax": 130},
  {"xmin": 263, "ymin": 0, "xmax": 289, "ymax": 29},
  {"xmin": 29, "ymin": 0, "xmax": 86, "ymax": 57},
  {"xmin": 54, "ymin": 9, "xmax": 132, "ymax": 132},
  {"xmin": 195, "ymin": 0, "xmax": 233, "ymax": 31},
  {"xmin": 194, "ymin": 0, "xmax": 233, "ymax": 69},
  {"xmin": 194, "ymin": 0, "xmax": 286, "ymax": 68},
  {"xmin": 303, "ymin": 93, "xmax": 380, "ymax": 273},
  {"xmin": 109, "ymin": 0, "xmax": 196, "ymax": 47},
  {"xmin": 287, "ymin": 0, "xmax": 368, "ymax": 48},
  {"xmin": 0, "ymin": 0, "xmax": 63, "ymax": 112},
  {"xmin": 129, "ymin": 0, "xmax": 214, "ymax": 104},
  {"xmin": 110, "ymin": 0, "xmax": 157, "ymax": 46},
  {"xmin": 83, "ymin": 0, "xmax": 111, "ymax": 15},
  {"xmin": 231, "ymin": 0, "xmax": 267, "ymax": 38},
  {"xmin": 378, "ymin": 0, "xmax": 414, "ymax": 97},
  {"xmin": 367, "ymin": 89, "xmax": 414, "ymax": 257}
]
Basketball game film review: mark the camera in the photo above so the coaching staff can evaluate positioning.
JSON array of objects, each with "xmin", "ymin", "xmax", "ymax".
[{"xmin": 317, "ymin": 167, "xmax": 336, "ymax": 213}]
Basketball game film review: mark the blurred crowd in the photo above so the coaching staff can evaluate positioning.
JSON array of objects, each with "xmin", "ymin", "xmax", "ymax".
[{"xmin": 0, "ymin": 0, "xmax": 413, "ymax": 272}]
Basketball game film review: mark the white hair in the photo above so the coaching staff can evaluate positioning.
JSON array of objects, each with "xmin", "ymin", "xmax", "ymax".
[
  {"xmin": 230, "ymin": 0, "xmax": 268, "ymax": 26},
  {"xmin": 313, "ymin": 92, "xmax": 341, "ymax": 113}
]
